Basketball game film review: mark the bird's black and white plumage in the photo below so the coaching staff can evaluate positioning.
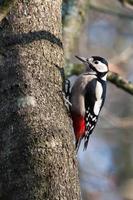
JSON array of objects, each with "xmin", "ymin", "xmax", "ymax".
[{"xmin": 69, "ymin": 55, "xmax": 109, "ymax": 150}]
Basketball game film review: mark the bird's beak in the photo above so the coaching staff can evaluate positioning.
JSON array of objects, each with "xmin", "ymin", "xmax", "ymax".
[{"xmin": 75, "ymin": 55, "xmax": 87, "ymax": 63}]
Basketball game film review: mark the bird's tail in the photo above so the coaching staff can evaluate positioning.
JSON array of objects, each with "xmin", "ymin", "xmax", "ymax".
[
  {"xmin": 83, "ymin": 135, "xmax": 90, "ymax": 150},
  {"xmin": 75, "ymin": 137, "xmax": 83, "ymax": 153}
]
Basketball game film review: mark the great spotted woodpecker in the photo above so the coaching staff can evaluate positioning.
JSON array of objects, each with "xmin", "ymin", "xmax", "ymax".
[{"xmin": 68, "ymin": 55, "xmax": 109, "ymax": 150}]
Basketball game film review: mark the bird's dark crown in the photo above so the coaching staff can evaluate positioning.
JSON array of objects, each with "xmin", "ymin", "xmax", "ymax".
[{"xmin": 91, "ymin": 56, "xmax": 108, "ymax": 67}]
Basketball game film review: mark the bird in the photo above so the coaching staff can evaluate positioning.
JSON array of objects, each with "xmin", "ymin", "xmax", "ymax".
[{"xmin": 69, "ymin": 55, "xmax": 109, "ymax": 151}]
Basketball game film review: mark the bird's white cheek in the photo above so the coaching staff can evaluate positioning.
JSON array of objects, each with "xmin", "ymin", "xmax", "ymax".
[
  {"xmin": 93, "ymin": 100, "xmax": 102, "ymax": 115},
  {"xmin": 95, "ymin": 63, "xmax": 108, "ymax": 73}
]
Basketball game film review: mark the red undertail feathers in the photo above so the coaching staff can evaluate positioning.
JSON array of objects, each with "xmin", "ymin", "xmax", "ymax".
[{"xmin": 71, "ymin": 112, "xmax": 85, "ymax": 149}]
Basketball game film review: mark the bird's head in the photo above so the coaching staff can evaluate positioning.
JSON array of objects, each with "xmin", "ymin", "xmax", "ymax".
[{"xmin": 75, "ymin": 55, "xmax": 109, "ymax": 80}]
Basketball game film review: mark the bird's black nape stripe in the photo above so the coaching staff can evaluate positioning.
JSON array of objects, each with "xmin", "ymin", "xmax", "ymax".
[
  {"xmin": 89, "ymin": 63, "xmax": 108, "ymax": 78},
  {"xmin": 92, "ymin": 56, "xmax": 108, "ymax": 67}
]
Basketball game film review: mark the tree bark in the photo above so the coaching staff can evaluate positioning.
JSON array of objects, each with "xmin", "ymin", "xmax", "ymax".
[
  {"xmin": 0, "ymin": 1, "xmax": 80, "ymax": 200},
  {"xmin": 0, "ymin": 0, "xmax": 16, "ymax": 22}
]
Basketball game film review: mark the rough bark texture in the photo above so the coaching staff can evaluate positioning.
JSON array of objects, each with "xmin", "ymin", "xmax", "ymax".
[
  {"xmin": 0, "ymin": 0, "xmax": 16, "ymax": 22},
  {"xmin": 0, "ymin": 1, "xmax": 80, "ymax": 200}
]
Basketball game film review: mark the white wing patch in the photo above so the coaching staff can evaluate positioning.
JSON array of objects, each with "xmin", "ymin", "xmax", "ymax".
[
  {"xmin": 95, "ymin": 81, "xmax": 103, "ymax": 99},
  {"xmin": 101, "ymin": 74, "xmax": 107, "ymax": 81},
  {"xmin": 93, "ymin": 81, "xmax": 103, "ymax": 116},
  {"xmin": 94, "ymin": 99, "xmax": 102, "ymax": 115}
]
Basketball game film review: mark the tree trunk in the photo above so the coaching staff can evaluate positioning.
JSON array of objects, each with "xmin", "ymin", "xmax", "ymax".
[{"xmin": 0, "ymin": 1, "xmax": 80, "ymax": 200}]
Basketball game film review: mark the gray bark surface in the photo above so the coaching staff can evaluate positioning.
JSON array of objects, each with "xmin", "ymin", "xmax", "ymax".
[{"xmin": 0, "ymin": 1, "xmax": 80, "ymax": 199}]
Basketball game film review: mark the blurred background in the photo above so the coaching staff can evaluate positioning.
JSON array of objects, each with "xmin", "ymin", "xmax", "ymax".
[{"xmin": 64, "ymin": 0, "xmax": 133, "ymax": 199}]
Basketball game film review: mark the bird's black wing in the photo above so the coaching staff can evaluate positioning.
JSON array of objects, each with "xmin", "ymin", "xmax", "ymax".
[
  {"xmin": 84, "ymin": 79, "xmax": 107, "ymax": 149},
  {"xmin": 83, "ymin": 79, "xmax": 98, "ymax": 149}
]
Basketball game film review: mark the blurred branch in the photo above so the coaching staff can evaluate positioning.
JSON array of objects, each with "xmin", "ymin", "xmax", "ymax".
[
  {"xmin": 63, "ymin": 0, "xmax": 90, "ymax": 59},
  {"xmin": 65, "ymin": 63, "xmax": 133, "ymax": 95},
  {"xmin": 102, "ymin": 108, "xmax": 133, "ymax": 128},
  {"xmin": 108, "ymin": 72, "xmax": 133, "ymax": 95},
  {"xmin": 89, "ymin": 3, "xmax": 133, "ymax": 20},
  {"xmin": 118, "ymin": 0, "xmax": 133, "ymax": 10},
  {"xmin": 108, "ymin": 46, "xmax": 133, "ymax": 95},
  {"xmin": 0, "ymin": 0, "xmax": 16, "ymax": 22},
  {"xmin": 110, "ymin": 46, "xmax": 133, "ymax": 65}
]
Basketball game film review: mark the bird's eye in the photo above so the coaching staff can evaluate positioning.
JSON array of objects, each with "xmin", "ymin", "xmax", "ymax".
[{"xmin": 94, "ymin": 61, "xmax": 99, "ymax": 64}]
